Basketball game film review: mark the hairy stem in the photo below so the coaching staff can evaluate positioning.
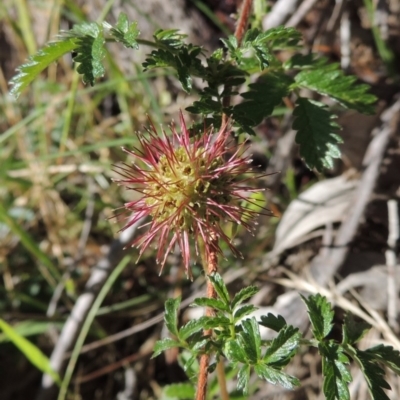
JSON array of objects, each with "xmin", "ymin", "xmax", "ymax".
[
  {"xmin": 222, "ymin": 0, "xmax": 253, "ymax": 127},
  {"xmin": 235, "ymin": 0, "xmax": 253, "ymax": 46},
  {"xmin": 196, "ymin": 236, "xmax": 222, "ymax": 400}
]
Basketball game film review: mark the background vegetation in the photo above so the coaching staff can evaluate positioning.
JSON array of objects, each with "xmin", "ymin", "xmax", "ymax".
[{"xmin": 1, "ymin": 0, "xmax": 400, "ymax": 399}]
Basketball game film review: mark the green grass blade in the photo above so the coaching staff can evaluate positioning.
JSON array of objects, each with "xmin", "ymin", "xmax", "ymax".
[
  {"xmin": 0, "ymin": 202, "xmax": 60, "ymax": 286},
  {"xmin": 0, "ymin": 319, "xmax": 61, "ymax": 384},
  {"xmin": 57, "ymin": 255, "xmax": 131, "ymax": 400}
]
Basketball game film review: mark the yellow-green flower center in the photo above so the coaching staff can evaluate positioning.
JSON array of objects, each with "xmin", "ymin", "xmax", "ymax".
[{"xmin": 144, "ymin": 146, "xmax": 230, "ymax": 230}]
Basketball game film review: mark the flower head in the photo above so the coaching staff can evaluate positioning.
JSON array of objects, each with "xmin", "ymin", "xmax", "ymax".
[{"xmin": 114, "ymin": 112, "xmax": 268, "ymax": 277}]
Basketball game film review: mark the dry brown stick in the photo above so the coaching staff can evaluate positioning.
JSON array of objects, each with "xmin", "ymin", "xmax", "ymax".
[
  {"xmin": 310, "ymin": 98, "xmax": 400, "ymax": 285},
  {"xmin": 263, "ymin": 98, "xmax": 400, "ymax": 333},
  {"xmin": 386, "ymin": 199, "xmax": 399, "ymax": 330},
  {"xmin": 36, "ymin": 219, "xmax": 143, "ymax": 400},
  {"xmin": 262, "ymin": 0, "xmax": 300, "ymax": 29},
  {"xmin": 286, "ymin": 0, "xmax": 319, "ymax": 27}
]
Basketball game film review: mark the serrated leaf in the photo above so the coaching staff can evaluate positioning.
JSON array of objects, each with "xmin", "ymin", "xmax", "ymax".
[
  {"xmin": 342, "ymin": 314, "xmax": 371, "ymax": 345},
  {"xmin": 0, "ymin": 319, "xmax": 60, "ymax": 383},
  {"xmin": 164, "ymin": 297, "xmax": 180, "ymax": 337},
  {"xmin": 186, "ymin": 98, "xmax": 222, "ymax": 115},
  {"xmin": 259, "ymin": 313, "xmax": 287, "ymax": 332},
  {"xmin": 178, "ymin": 350, "xmax": 199, "ymax": 378},
  {"xmin": 10, "ymin": 39, "xmax": 77, "ymax": 98},
  {"xmin": 142, "ymin": 29, "xmax": 203, "ymax": 93},
  {"xmin": 263, "ymin": 325, "xmax": 301, "ymax": 366},
  {"xmin": 233, "ymin": 72, "xmax": 292, "ymax": 133},
  {"xmin": 237, "ymin": 364, "xmax": 251, "ymax": 394},
  {"xmin": 354, "ymin": 349, "xmax": 391, "ymax": 400},
  {"xmin": 153, "ymin": 29, "xmax": 188, "ymax": 48},
  {"xmin": 143, "ymin": 45, "xmax": 203, "ymax": 93},
  {"xmin": 152, "ymin": 338, "xmax": 182, "ymax": 358},
  {"xmin": 191, "ymin": 297, "xmax": 229, "ymax": 312},
  {"xmin": 284, "ymin": 53, "xmax": 328, "ymax": 70},
  {"xmin": 233, "ymin": 305, "xmax": 258, "ymax": 321},
  {"xmin": 178, "ymin": 320, "xmax": 203, "ymax": 341},
  {"xmin": 231, "ymin": 286, "xmax": 259, "ymax": 309},
  {"xmin": 203, "ymin": 315, "xmax": 231, "ymax": 330},
  {"xmin": 252, "ymin": 26, "xmax": 302, "ymax": 49},
  {"xmin": 319, "ymin": 342, "xmax": 351, "ymax": 400},
  {"xmin": 68, "ymin": 23, "xmax": 106, "ymax": 85},
  {"xmin": 108, "ymin": 13, "xmax": 139, "ymax": 49},
  {"xmin": 224, "ymin": 338, "xmax": 247, "ymax": 363},
  {"xmin": 363, "ymin": 345, "xmax": 400, "ymax": 375},
  {"xmin": 238, "ymin": 318, "xmax": 261, "ymax": 363},
  {"xmin": 302, "ymin": 294, "xmax": 334, "ymax": 340},
  {"xmin": 163, "ymin": 382, "xmax": 195, "ymax": 399},
  {"xmin": 295, "ymin": 65, "xmax": 376, "ymax": 114},
  {"xmin": 254, "ymin": 363, "xmax": 300, "ymax": 389},
  {"xmin": 293, "ymin": 97, "xmax": 342, "ymax": 171},
  {"xmin": 179, "ymin": 316, "xmax": 216, "ymax": 340},
  {"xmin": 220, "ymin": 35, "xmax": 238, "ymax": 54},
  {"xmin": 208, "ymin": 273, "xmax": 230, "ymax": 305}
]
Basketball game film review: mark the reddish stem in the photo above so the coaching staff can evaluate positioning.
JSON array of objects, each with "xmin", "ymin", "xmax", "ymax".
[
  {"xmin": 235, "ymin": 0, "xmax": 253, "ymax": 46},
  {"xmin": 221, "ymin": 0, "xmax": 254, "ymax": 127},
  {"xmin": 195, "ymin": 240, "xmax": 218, "ymax": 400}
]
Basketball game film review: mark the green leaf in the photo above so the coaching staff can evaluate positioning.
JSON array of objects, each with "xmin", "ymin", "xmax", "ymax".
[
  {"xmin": 142, "ymin": 30, "xmax": 204, "ymax": 93},
  {"xmin": 233, "ymin": 305, "xmax": 258, "ymax": 321},
  {"xmin": 191, "ymin": 297, "xmax": 229, "ymax": 312},
  {"xmin": 294, "ymin": 65, "xmax": 377, "ymax": 114},
  {"xmin": 254, "ymin": 363, "xmax": 300, "ymax": 390},
  {"xmin": 319, "ymin": 342, "xmax": 351, "ymax": 400},
  {"xmin": 179, "ymin": 316, "xmax": 216, "ymax": 340},
  {"xmin": 238, "ymin": 318, "xmax": 261, "ymax": 364},
  {"xmin": 284, "ymin": 53, "xmax": 328, "ymax": 70},
  {"xmin": 163, "ymin": 382, "xmax": 195, "ymax": 399},
  {"xmin": 63, "ymin": 22, "xmax": 106, "ymax": 85},
  {"xmin": 152, "ymin": 338, "xmax": 182, "ymax": 358},
  {"xmin": 232, "ymin": 72, "xmax": 292, "ymax": 134},
  {"xmin": 226, "ymin": 27, "xmax": 301, "ymax": 71},
  {"xmin": 250, "ymin": 26, "xmax": 302, "ymax": 50},
  {"xmin": 153, "ymin": 29, "xmax": 188, "ymax": 48},
  {"xmin": 186, "ymin": 97, "xmax": 223, "ymax": 115},
  {"xmin": 208, "ymin": 273, "xmax": 230, "ymax": 305},
  {"xmin": 231, "ymin": 286, "xmax": 259, "ymax": 309},
  {"xmin": 302, "ymin": 294, "xmax": 334, "ymax": 340},
  {"xmin": 293, "ymin": 97, "xmax": 342, "ymax": 171},
  {"xmin": 263, "ymin": 325, "xmax": 301, "ymax": 366},
  {"xmin": 202, "ymin": 315, "xmax": 231, "ymax": 329},
  {"xmin": 342, "ymin": 314, "xmax": 371, "ymax": 345},
  {"xmin": 363, "ymin": 345, "xmax": 400, "ymax": 375},
  {"xmin": 259, "ymin": 313, "xmax": 287, "ymax": 332},
  {"xmin": 224, "ymin": 339, "xmax": 247, "ymax": 364},
  {"xmin": 0, "ymin": 319, "xmax": 60, "ymax": 384},
  {"xmin": 237, "ymin": 364, "xmax": 251, "ymax": 394},
  {"xmin": 108, "ymin": 13, "xmax": 139, "ymax": 49},
  {"xmin": 164, "ymin": 297, "xmax": 181, "ymax": 337},
  {"xmin": 354, "ymin": 349, "xmax": 391, "ymax": 400},
  {"xmin": 0, "ymin": 321, "xmax": 63, "ymax": 342},
  {"xmin": 10, "ymin": 38, "xmax": 77, "ymax": 98}
]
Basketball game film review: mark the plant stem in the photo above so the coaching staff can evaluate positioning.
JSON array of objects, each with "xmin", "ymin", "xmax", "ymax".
[
  {"xmin": 196, "ymin": 236, "xmax": 222, "ymax": 400},
  {"xmin": 222, "ymin": 0, "xmax": 253, "ymax": 127},
  {"xmin": 235, "ymin": 0, "xmax": 253, "ymax": 46},
  {"xmin": 216, "ymin": 359, "xmax": 230, "ymax": 400}
]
